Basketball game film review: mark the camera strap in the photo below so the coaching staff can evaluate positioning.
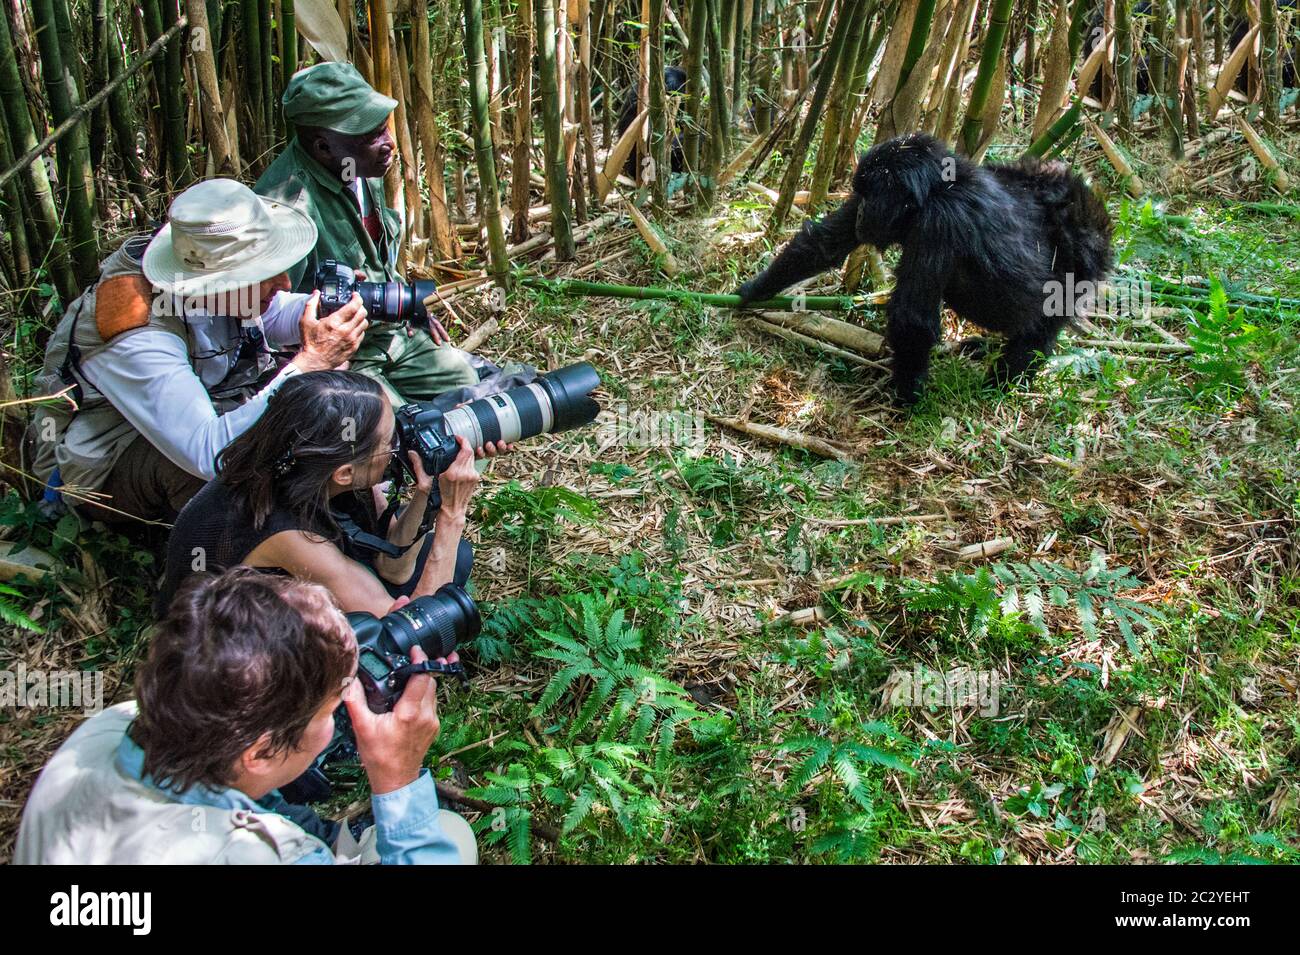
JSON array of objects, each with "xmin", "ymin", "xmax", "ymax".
[{"xmin": 333, "ymin": 484, "xmax": 440, "ymax": 560}]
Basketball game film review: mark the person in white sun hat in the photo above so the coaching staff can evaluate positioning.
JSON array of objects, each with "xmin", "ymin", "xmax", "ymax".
[{"xmin": 26, "ymin": 178, "xmax": 370, "ymax": 526}]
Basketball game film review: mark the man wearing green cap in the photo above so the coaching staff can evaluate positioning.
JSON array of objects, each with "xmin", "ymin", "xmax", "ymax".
[{"xmin": 255, "ymin": 62, "xmax": 477, "ymax": 407}]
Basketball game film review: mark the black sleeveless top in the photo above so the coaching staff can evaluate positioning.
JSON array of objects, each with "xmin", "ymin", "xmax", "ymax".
[{"xmin": 157, "ymin": 478, "xmax": 378, "ymax": 616}]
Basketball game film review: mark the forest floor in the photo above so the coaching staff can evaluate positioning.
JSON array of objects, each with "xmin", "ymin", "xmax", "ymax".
[{"xmin": 1, "ymin": 130, "xmax": 1299, "ymax": 863}]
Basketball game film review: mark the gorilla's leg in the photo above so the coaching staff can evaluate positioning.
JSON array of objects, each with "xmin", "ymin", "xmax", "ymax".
[
  {"xmin": 736, "ymin": 196, "xmax": 864, "ymax": 304},
  {"xmin": 989, "ymin": 320, "xmax": 1066, "ymax": 386}
]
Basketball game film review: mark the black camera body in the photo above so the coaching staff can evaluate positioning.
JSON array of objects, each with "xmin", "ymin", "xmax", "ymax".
[
  {"xmin": 279, "ymin": 584, "xmax": 480, "ymax": 804},
  {"xmin": 314, "ymin": 258, "xmax": 438, "ymax": 324},
  {"xmin": 346, "ymin": 583, "xmax": 481, "ymax": 713}
]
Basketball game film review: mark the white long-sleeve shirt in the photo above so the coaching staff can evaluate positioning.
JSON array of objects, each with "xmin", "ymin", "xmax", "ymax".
[{"xmin": 78, "ymin": 292, "xmax": 310, "ymax": 480}]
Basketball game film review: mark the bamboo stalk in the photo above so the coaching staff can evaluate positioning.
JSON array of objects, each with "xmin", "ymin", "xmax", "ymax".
[
  {"xmin": 465, "ymin": 0, "xmax": 511, "ymax": 284},
  {"xmin": 1086, "ymin": 118, "xmax": 1145, "ymax": 197},
  {"xmin": 0, "ymin": 6, "xmax": 76, "ymax": 302},
  {"xmin": 519, "ymin": 276, "xmax": 882, "ymax": 311},
  {"xmin": 30, "ymin": 0, "xmax": 98, "ymax": 285},
  {"xmin": 537, "ymin": 0, "xmax": 575, "ymax": 259},
  {"xmin": 959, "ymin": 0, "xmax": 1015, "ymax": 156},
  {"xmin": 412, "ymin": 0, "xmax": 460, "ymax": 261},
  {"xmin": 510, "ymin": 0, "xmax": 535, "ymax": 244},
  {"xmin": 768, "ymin": 0, "xmax": 861, "ymax": 235},
  {"xmin": 183, "ymin": 0, "xmax": 233, "ymax": 177}
]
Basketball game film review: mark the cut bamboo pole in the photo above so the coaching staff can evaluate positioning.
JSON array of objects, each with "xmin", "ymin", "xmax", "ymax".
[
  {"xmin": 1086, "ymin": 118, "xmax": 1146, "ymax": 197},
  {"xmin": 1236, "ymin": 115, "xmax": 1292, "ymax": 194},
  {"xmin": 620, "ymin": 196, "xmax": 679, "ymax": 275},
  {"xmin": 706, "ymin": 414, "xmax": 855, "ymax": 461},
  {"xmin": 596, "ymin": 108, "xmax": 646, "ymax": 201},
  {"xmin": 958, "ymin": 537, "xmax": 1014, "ymax": 561},
  {"xmin": 757, "ymin": 310, "xmax": 885, "ymax": 355},
  {"xmin": 1207, "ymin": 24, "xmax": 1258, "ymax": 121}
]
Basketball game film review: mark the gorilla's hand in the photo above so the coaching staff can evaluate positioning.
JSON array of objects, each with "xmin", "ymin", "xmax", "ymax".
[{"xmin": 734, "ymin": 276, "xmax": 767, "ymax": 307}]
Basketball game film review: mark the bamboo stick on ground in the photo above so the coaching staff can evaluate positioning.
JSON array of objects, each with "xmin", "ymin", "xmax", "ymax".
[
  {"xmin": 757, "ymin": 310, "xmax": 885, "ymax": 355},
  {"xmin": 747, "ymin": 317, "xmax": 888, "ymax": 370},
  {"xmin": 958, "ymin": 537, "xmax": 1014, "ymax": 561},
  {"xmin": 620, "ymin": 197, "xmax": 680, "ymax": 276},
  {"xmin": 706, "ymin": 414, "xmax": 856, "ymax": 461}
]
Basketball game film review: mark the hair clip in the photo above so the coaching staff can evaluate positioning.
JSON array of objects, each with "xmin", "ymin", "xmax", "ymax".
[{"xmin": 273, "ymin": 447, "xmax": 296, "ymax": 478}]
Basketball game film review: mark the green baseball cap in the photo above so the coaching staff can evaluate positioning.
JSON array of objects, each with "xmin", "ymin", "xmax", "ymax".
[{"xmin": 282, "ymin": 62, "xmax": 396, "ymax": 135}]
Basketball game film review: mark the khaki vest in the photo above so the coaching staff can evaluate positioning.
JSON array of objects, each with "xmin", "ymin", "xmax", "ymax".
[
  {"xmin": 28, "ymin": 237, "xmax": 275, "ymax": 495},
  {"xmin": 13, "ymin": 704, "xmax": 332, "ymax": 864}
]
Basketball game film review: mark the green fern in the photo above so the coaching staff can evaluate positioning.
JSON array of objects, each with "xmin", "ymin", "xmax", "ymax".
[
  {"xmin": 0, "ymin": 584, "xmax": 42, "ymax": 633},
  {"xmin": 532, "ymin": 593, "xmax": 699, "ymax": 743},
  {"xmin": 905, "ymin": 555, "xmax": 1163, "ymax": 653},
  {"xmin": 1185, "ymin": 276, "xmax": 1260, "ymax": 404}
]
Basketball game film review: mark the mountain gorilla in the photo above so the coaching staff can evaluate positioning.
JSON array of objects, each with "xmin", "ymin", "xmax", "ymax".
[
  {"xmin": 736, "ymin": 134, "xmax": 1114, "ymax": 405},
  {"xmin": 616, "ymin": 66, "xmax": 689, "ymax": 179}
]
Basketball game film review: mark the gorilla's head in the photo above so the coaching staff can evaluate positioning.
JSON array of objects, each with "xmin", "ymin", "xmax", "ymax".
[
  {"xmin": 852, "ymin": 134, "xmax": 951, "ymax": 249},
  {"xmin": 665, "ymin": 66, "xmax": 688, "ymax": 95}
]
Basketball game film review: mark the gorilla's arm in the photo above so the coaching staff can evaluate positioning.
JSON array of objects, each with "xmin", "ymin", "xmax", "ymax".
[{"xmin": 735, "ymin": 195, "xmax": 864, "ymax": 304}]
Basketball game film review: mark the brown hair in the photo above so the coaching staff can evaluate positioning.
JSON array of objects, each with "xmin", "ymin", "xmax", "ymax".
[{"xmin": 132, "ymin": 568, "xmax": 356, "ymax": 793}]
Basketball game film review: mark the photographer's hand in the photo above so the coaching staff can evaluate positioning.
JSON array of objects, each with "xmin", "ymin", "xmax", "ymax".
[
  {"xmin": 344, "ymin": 645, "xmax": 441, "ymax": 796},
  {"xmin": 292, "ymin": 291, "xmax": 369, "ymax": 373},
  {"xmin": 436, "ymin": 435, "xmax": 481, "ymax": 518},
  {"xmin": 408, "ymin": 313, "xmax": 451, "ymax": 345}
]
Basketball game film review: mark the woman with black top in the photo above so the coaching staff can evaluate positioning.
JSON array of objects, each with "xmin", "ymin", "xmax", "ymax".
[{"xmin": 159, "ymin": 370, "xmax": 510, "ymax": 616}]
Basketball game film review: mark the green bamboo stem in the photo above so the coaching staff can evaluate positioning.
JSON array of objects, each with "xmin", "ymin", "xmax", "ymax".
[
  {"xmin": 684, "ymin": 0, "xmax": 708, "ymax": 179},
  {"xmin": 894, "ymin": 0, "xmax": 938, "ymax": 94},
  {"xmin": 520, "ymin": 276, "xmax": 882, "ymax": 311},
  {"xmin": 464, "ymin": 0, "xmax": 510, "ymax": 283},
  {"xmin": 767, "ymin": 0, "xmax": 860, "ymax": 236},
  {"xmin": 704, "ymin": 0, "xmax": 731, "ymax": 176},
  {"xmin": 30, "ymin": 0, "xmax": 98, "ymax": 286},
  {"xmin": 281, "ymin": 0, "xmax": 297, "ymax": 87},
  {"xmin": 0, "ymin": 7, "xmax": 76, "ymax": 303},
  {"xmin": 1022, "ymin": 96, "xmax": 1081, "ymax": 158},
  {"xmin": 240, "ymin": 0, "xmax": 265, "ymax": 160},
  {"xmin": 104, "ymin": 1, "xmax": 147, "ymax": 208},
  {"xmin": 259, "ymin": 0, "xmax": 274, "ymax": 142},
  {"xmin": 809, "ymin": 1, "xmax": 872, "ymax": 207},
  {"xmin": 535, "ymin": 0, "xmax": 574, "ymax": 260},
  {"xmin": 959, "ymin": 0, "xmax": 1015, "ymax": 156}
]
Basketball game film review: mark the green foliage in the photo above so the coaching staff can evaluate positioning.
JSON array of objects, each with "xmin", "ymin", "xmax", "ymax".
[
  {"xmin": 904, "ymin": 555, "xmax": 1164, "ymax": 653},
  {"xmin": 1185, "ymin": 277, "xmax": 1261, "ymax": 405},
  {"xmin": 532, "ymin": 593, "xmax": 699, "ymax": 747},
  {"xmin": 778, "ymin": 700, "xmax": 928, "ymax": 862}
]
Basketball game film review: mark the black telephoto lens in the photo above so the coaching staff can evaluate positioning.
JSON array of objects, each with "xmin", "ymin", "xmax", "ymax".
[{"xmin": 383, "ymin": 583, "xmax": 481, "ymax": 659}]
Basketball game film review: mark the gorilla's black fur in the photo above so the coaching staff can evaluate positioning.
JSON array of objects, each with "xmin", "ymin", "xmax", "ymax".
[
  {"xmin": 616, "ymin": 66, "xmax": 689, "ymax": 178},
  {"xmin": 736, "ymin": 134, "xmax": 1114, "ymax": 404}
]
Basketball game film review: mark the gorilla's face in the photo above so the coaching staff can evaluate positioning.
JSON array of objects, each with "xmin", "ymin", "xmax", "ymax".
[{"xmin": 852, "ymin": 135, "xmax": 948, "ymax": 248}]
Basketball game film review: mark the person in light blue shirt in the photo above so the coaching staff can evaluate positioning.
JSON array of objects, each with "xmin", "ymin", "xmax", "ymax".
[{"xmin": 14, "ymin": 568, "xmax": 476, "ymax": 865}]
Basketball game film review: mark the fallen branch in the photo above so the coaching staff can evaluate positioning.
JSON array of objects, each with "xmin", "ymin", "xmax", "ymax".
[
  {"xmin": 748, "ymin": 317, "xmax": 889, "ymax": 371},
  {"xmin": 758, "ymin": 310, "xmax": 885, "ymax": 355},
  {"xmin": 706, "ymin": 414, "xmax": 855, "ymax": 461},
  {"xmin": 461, "ymin": 317, "xmax": 500, "ymax": 352},
  {"xmin": 957, "ymin": 537, "xmax": 1014, "ymax": 561}
]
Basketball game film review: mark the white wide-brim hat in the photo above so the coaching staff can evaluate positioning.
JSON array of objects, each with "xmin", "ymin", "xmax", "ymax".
[{"xmin": 142, "ymin": 178, "xmax": 318, "ymax": 296}]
